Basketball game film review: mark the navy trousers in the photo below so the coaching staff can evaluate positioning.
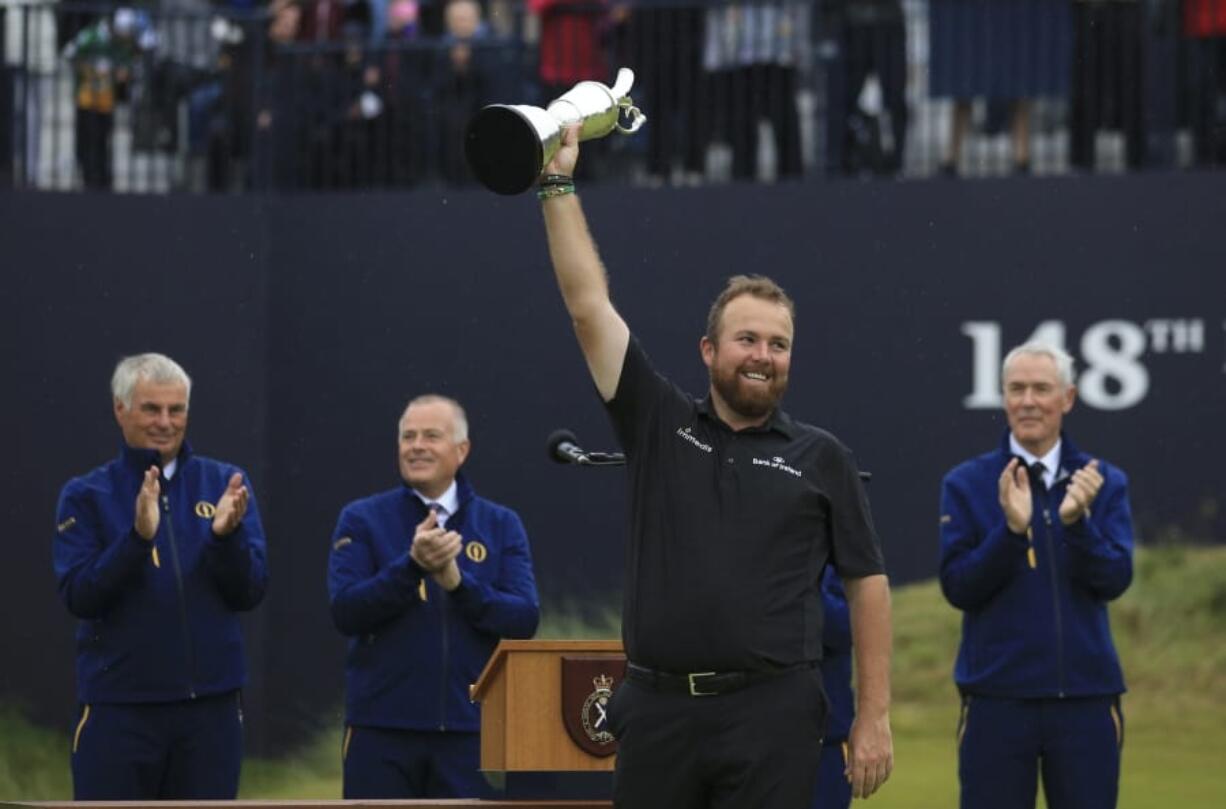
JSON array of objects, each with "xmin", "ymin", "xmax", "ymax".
[
  {"xmin": 811, "ymin": 740, "xmax": 851, "ymax": 809},
  {"xmin": 71, "ymin": 691, "xmax": 243, "ymax": 800},
  {"xmin": 958, "ymin": 694, "xmax": 1123, "ymax": 809},
  {"xmin": 608, "ymin": 666, "xmax": 827, "ymax": 809},
  {"xmin": 342, "ymin": 725, "xmax": 495, "ymax": 799}
]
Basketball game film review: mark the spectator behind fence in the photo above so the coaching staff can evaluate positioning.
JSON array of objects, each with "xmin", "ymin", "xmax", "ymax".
[
  {"xmin": 1070, "ymin": 0, "xmax": 1146, "ymax": 172},
  {"xmin": 254, "ymin": 0, "xmax": 318, "ymax": 189},
  {"xmin": 1184, "ymin": 0, "xmax": 1226, "ymax": 165},
  {"xmin": 63, "ymin": 8, "xmax": 155, "ymax": 189},
  {"xmin": 939, "ymin": 342, "xmax": 1133, "ymax": 809},
  {"xmin": 703, "ymin": 1, "xmax": 808, "ymax": 181},
  {"xmin": 333, "ymin": 1, "xmax": 394, "ymax": 186},
  {"xmin": 328, "ymin": 395, "xmax": 540, "ymax": 799},
  {"xmin": 622, "ymin": 2, "xmax": 707, "ymax": 184},
  {"xmin": 53, "ymin": 353, "xmax": 268, "ymax": 799},
  {"xmin": 386, "ymin": 0, "xmax": 421, "ymax": 38},
  {"xmin": 433, "ymin": 0, "xmax": 495, "ymax": 183},
  {"xmin": 526, "ymin": 0, "xmax": 617, "ymax": 179},
  {"xmin": 818, "ymin": 0, "xmax": 908, "ymax": 177},
  {"xmin": 929, "ymin": 0, "xmax": 1072, "ymax": 176}
]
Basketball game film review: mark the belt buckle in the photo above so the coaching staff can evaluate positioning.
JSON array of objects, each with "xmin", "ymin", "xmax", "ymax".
[{"xmin": 688, "ymin": 671, "xmax": 718, "ymax": 697}]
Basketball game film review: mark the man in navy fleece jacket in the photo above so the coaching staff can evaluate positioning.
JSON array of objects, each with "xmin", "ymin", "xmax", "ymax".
[
  {"xmin": 940, "ymin": 341, "xmax": 1133, "ymax": 809},
  {"xmin": 328, "ymin": 394, "xmax": 540, "ymax": 799}
]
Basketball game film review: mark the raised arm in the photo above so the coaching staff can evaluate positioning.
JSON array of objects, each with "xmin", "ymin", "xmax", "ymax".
[{"xmin": 539, "ymin": 126, "xmax": 630, "ymax": 401}]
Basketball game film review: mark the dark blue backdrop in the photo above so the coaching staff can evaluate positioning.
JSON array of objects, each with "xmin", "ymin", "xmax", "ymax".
[{"xmin": 3, "ymin": 172, "xmax": 1224, "ymax": 752}]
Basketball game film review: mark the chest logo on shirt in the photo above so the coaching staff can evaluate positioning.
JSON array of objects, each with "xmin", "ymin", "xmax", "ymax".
[
  {"xmin": 465, "ymin": 541, "xmax": 488, "ymax": 563},
  {"xmin": 675, "ymin": 426, "xmax": 713, "ymax": 453},
  {"xmin": 752, "ymin": 456, "xmax": 803, "ymax": 478},
  {"xmin": 195, "ymin": 501, "xmax": 217, "ymax": 519}
]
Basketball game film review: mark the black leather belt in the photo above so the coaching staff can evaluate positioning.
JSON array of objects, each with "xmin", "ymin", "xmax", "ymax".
[{"xmin": 625, "ymin": 661, "xmax": 811, "ymax": 697}]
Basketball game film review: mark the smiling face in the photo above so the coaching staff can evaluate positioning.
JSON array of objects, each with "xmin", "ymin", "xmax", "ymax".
[
  {"xmin": 114, "ymin": 379, "xmax": 189, "ymax": 463},
  {"xmin": 700, "ymin": 293, "xmax": 794, "ymax": 429},
  {"xmin": 398, "ymin": 400, "xmax": 470, "ymax": 498},
  {"xmin": 1003, "ymin": 352, "xmax": 1075, "ymax": 456}
]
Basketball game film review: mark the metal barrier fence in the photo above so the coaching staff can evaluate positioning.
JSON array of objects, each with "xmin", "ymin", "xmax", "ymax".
[{"xmin": 2, "ymin": 0, "xmax": 1224, "ymax": 193}]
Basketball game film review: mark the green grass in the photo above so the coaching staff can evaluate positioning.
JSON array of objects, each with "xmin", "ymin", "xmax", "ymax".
[
  {"xmin": 3, "ymin": 545, "xmax": 1224, "ymax": 805},
  {"xmin": 875, "ymin": 544, "xmax": 1226, "ymax": 809}
]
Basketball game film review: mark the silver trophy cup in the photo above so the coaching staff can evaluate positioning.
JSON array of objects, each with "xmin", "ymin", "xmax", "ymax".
[{"xmin": 465, "ymin": 67, "xmax": 647, "ymax": 195}]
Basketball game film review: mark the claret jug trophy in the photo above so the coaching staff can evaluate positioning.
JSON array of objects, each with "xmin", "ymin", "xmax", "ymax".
[{"xmin": 465, "ymin": 67, "xmax": 647, "ymax": 195}]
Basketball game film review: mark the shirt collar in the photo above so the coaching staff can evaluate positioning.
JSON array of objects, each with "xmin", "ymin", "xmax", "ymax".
[
  {"xmin": 1008, "ymin": 434, "xmax": 1061, "ymax": 485},
  {"xmin": 412, "ymin": 479, "xmax": 459, "ymax": 518},
  {"xmin": 120, "ymin": 441, "xmax": 192, "ymax": 475}
]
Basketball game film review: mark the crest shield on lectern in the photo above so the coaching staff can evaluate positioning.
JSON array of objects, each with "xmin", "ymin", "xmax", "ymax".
[{"xmin": 560, "ymin": 655, "xmax": 627, "ymax": 757}]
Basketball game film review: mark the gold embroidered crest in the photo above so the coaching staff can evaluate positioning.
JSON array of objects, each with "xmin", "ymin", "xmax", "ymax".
[
  {"xmin": 465, "ymin": 541, "xmax": 488, "ymax": 563},
  {"xmin": 195, "ymin": 502, "xmax": 217, "ymax": 519}
]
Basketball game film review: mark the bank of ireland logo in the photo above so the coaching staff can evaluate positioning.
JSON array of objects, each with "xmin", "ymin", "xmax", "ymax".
[
  {"xmin": 581, "ymin": 674, "xmax": 616, "ymax": 745},
  {"xmin": 752, "ymin": 455, "xmax": 803, "ymax": 478}
]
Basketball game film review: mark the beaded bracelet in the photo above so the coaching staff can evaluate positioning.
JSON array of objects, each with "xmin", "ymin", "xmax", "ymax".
[{"xmin": 538, "ymin": 183, "xmax": 576, "ymax": 200}]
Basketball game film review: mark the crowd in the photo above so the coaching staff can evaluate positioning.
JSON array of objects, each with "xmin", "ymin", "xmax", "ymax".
[{"xmin": 0, "ymin": 0, "xmax": 1224, "ymax": 189}]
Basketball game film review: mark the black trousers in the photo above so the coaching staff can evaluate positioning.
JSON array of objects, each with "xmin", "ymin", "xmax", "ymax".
[
  {"xmin": 75, "ymin": 109, "xmax": 113, "ymax": 190},
  {"xmin": 609, "ymin": 666, "xmax": 827, "ymax": 809},
  {"xmin": 711, "ymin": 64, "xmax": 804, "ymax": 181},
  {"xmin": 1070, "ymin": 3, "xmax": 1146, "ymax": 170}
]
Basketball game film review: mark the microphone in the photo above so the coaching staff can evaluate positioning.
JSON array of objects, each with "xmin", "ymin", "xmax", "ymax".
[
  {"xmin": 547, "ymin": 429, "xmax": 590, "ymax": 465},
  {"xmin": 547, "ymin": 429, "xmax": 626, "ymax": 467}
]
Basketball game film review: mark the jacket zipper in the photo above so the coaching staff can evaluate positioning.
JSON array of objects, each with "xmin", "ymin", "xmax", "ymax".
[
  {"xmin": 439, "ymin": 588, "xmax": 449, "ymax": 731},
  {"xmin": 162, "ymin": 494, "xmax": 198, "ymax": 699},
  {"xmin": 1041, "ymin": 504, "xmax": 1066, "ymax": 697}
]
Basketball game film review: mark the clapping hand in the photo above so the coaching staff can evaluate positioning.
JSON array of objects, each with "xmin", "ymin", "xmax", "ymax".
[
  {"xmin": 410, "ymin": 510, "xmax": 463, "ymax": 591},
  {"xmin": 1059, "ymin": 459, "xmax": 1102, "ymax": 525},
  {"xmin": 134, "ymin": 466, "xmax": 161, "ymax": 540},
  {"xmin": 998, "ymin": 458, "xmax": 1032, "ymax": 534},
  {"xmin": 212, "ymin": 473, "xmax": 249, "ymax": 536}
]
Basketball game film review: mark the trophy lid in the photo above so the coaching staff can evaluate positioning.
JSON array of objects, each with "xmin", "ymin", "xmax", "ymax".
[{"xmin": 465, "ymin": 106, "xmax": 547, "ymax": 196}]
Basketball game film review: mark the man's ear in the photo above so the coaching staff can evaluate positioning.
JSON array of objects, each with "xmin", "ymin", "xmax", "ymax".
[
  {"xmin": 1062, "ymin": 385, "xmax": 1077, "ymax": 415},
  {"xmin": 700, "ymin": 335, "xmax": 715, "ymax": 369}
]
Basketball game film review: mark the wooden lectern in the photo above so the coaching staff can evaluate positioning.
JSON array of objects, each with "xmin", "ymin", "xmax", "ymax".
[{"xmin": 470, "ymin": 639, "xmax": 625, "ymax": 772}]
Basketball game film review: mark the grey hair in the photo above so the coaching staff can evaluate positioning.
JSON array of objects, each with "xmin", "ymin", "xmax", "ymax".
[
  {"xmin": 400, "ymin": 394, "xmax": 469, "ymax": 442},
  {"xmin": 111, "ymin": 353, "xmax": 192, "ymax": 409},
  {"xmin": 1002, "ymin": 341, "xmax": 1076, "ymax": 388}
]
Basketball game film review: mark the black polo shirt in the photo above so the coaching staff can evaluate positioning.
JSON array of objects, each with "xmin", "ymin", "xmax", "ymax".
[{"xmin": 605, "ymin": 337, "xmax": 885, "ymax": 673}]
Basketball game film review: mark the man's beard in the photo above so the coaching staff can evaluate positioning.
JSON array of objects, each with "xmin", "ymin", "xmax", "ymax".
[{"xmin": 710, "ymin": 362, "xmax": 788, "ymax": 421}]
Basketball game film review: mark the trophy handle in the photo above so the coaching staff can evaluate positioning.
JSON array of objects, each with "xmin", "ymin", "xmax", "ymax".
[
  {"xmin": 609, "ymin": 67, "xmax": 646, "ymax": 135},
  {"xmin": 616, "ymin": 101, "xmax": 647, "ymax": 135},
  {"xmin": 609, "ymin": 68, "xmax": 635, "ymax": 100}
]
